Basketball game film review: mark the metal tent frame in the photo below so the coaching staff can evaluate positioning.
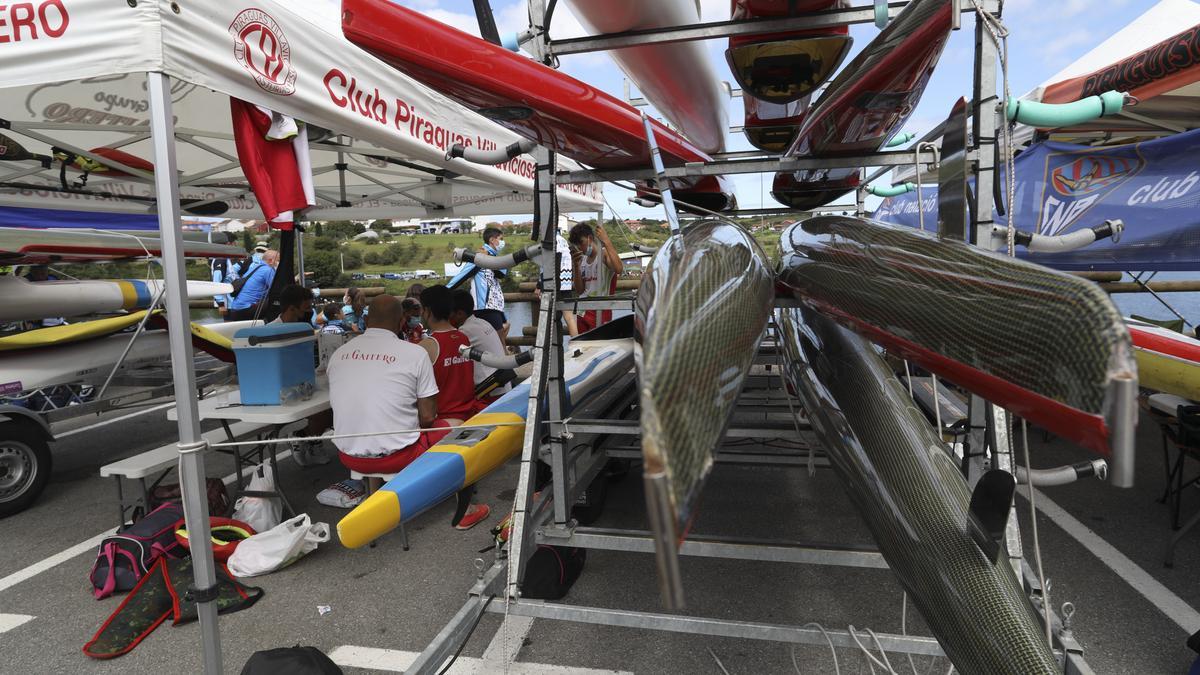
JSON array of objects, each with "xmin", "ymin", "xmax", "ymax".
[{"xmin": 406, "ymin": 1, "xmax": 1098, "ymax": 673}]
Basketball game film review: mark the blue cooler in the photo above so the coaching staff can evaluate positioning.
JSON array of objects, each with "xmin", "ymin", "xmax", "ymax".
[{"xmin": 232, "ymin": 323, "xmax": 317, "ymax": 405}]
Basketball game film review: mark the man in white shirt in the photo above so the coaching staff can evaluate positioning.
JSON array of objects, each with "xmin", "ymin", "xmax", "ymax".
[{"xmin": 327, "ymin": 295, "xmax": 443, "ymax": 487}]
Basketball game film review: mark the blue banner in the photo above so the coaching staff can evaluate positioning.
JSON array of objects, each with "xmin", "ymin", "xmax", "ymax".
[
  {"xmin": 875, "ymin": 129, "xmax": 1200, "ymax": 271},
  {"xmin": 0, "ymin": 205, "xmax": 160, "ymax": 230}
]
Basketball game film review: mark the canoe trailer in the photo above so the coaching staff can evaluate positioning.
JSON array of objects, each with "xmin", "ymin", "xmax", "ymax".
[{"xmin": 405, "ymin": 2, "xmax": 1099, "ymax": 672}]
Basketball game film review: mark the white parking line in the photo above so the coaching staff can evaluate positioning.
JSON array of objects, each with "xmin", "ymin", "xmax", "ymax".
[
  {"xmin": 328, "ymin": 645, "xmax": 631, "ymax": 674},
  {"xmin": 55, "ymin": 401, "xmax": 174, "ymax": 438},
  {"xmin": 1032, "ymin": 488, "xmax": 1200, "ymax": 634},
  {"xmin": 0, "ymin": 449, "xmax": 291, "ymax": 595},
  {"xmin": 482, "ymin": 614, "xmax": 535, "ymax": 665},
  {"xmin": 0, "ymin": 614, "xmax": 34, "ymax": 634}
]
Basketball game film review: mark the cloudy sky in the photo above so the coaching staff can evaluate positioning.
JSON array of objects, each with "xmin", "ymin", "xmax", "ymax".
[{"xmin": 393, "ymin": 0, "xmax": 1153, "ymax": 219}]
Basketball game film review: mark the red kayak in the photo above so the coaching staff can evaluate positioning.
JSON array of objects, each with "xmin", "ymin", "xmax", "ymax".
[
  {"xmin": 342, "ymin": 0, "xmax": 734, "ymax": 211},
  {"xmin": 743, "ymin": 96, "xmax": 810, "ymax": 153},
  {"xmin": 726, "ymin": 0, "xmax": 852, "ymax": 104},
  {"xmin": 773, "ymin": 0, "xmax": 953, "ymax": 208}
]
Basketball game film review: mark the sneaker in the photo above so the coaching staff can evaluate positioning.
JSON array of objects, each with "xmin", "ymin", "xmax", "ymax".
[
  {"xmin": 292, "ymin": 438, "xmax": 332, "ymax": 467},
  {"xmin": 317, "ymin": 479, "xmax": 365, "ymax": 508},
  {"xmin": 455, "ymin": 503, "xmax": 491, "ymax": 530}
]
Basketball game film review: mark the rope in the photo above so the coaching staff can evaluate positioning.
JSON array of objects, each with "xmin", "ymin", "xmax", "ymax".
[
  {"xmin": 970, "ymin": 0, "xmax": 1017, "ymax": 255},
  {"xmin": 792, "ymin": 622, "xmax": 841, "ymax": 675},
  {"xmin": 1022, "ymin": 418, "xmax": 1054, "ymax": 646}
]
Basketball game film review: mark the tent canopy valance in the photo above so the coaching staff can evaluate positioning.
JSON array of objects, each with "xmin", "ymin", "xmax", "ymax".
[{"xmin": 0, "ymin": 0, "xmax": 602, "ymax": 220}]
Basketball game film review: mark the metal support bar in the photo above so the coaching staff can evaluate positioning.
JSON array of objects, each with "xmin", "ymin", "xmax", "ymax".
[
  {"xmin": 549, "ymin": 3, "xmax": 911, "ymax": 55},
  {"xmin": 545, "ymin": 528, "xmax": 888, "ymax": 568},
  {"xmin": 971, "ymin": 5, "xmax": 1001, "ymax": 247},
  {"xmin": 146, "ymin": 71, "xmax": 221, "ymax": 675},
  {"xmin": 406, "ymin": 563, "xmax": 505, "ymax": 674},
  {"xmin": 492, "ymin": 600, "xmax": 946, "ymax": 656},
  {"xmin": 506, "ymin": 145, "xmax": 562, "ymax": 599},
  {"xmin": 557, "ymin": 150, "xmax": 938, "ymax": 184}
]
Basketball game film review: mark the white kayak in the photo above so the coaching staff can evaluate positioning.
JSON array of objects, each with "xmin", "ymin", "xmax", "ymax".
[
  {"xmin": 0, "ymin": 320, "xmax": 255, "ymax": 393},
  {"xmin": 0, "ymin": 276, "xmax": 233, "ymax": 322},
  {"xmin": 563, "ymin": 0, "xmax": 729, "ymax": 154}
]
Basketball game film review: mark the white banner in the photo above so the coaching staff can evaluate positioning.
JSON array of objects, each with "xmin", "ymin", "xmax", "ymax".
[{"xmin": 0, "ymin": 0, "xmax": 602, "ymax": 219}]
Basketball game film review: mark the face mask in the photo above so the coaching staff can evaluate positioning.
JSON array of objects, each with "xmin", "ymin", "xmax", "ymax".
[
  {"xmin": 496, "ymin": 239, "xmax": 506, "ymax": 252},
  {"xmin": 586, "ymin": 244, "xmax": 595, "ymax": 257},
  {"xmin": 407, "ymin": 316, "xmax": 421, "ymax": 329}
]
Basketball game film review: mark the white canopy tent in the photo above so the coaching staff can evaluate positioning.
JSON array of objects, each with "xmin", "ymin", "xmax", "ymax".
[
  {"xmin": 891, "ymin": 0, "xmax": 1200, "ymax": 184},
  {"xmin": 1020, "ymin": 0, "xmax": 1200, "ymax": 143},
  {"xmin": 0, "ymin": 2, "xmax": 600, "ymax": 672},
  {"xmin": 0, "ymin": 0, "xmax": 601, "ymax": 220}
]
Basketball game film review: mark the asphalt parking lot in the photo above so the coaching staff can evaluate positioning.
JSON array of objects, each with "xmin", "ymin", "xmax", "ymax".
[{"xmin": 1, "ymin": 392, "xmax": 1198, "ymax": 674}]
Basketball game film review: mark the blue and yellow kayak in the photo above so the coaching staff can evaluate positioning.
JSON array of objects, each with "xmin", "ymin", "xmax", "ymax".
[
  {"xmin": 0, "ymin": 276, "xmax": 231, "ymax": 323},
  {"xmin": 337, "ymin": 333, "xmax": 634, "ymax": 549}
]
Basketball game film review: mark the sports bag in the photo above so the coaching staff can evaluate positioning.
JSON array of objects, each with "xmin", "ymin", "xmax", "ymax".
[
  {"xmin": 521, "ymin": 545, "xmax": 586, "ymax": 600},
  {"xmin": 240, "ymin": 646, "xmax": 343, "ymax": 675},
  {"xmin": 89, "ymin": 503, "xmax": 186, "ymax": 599},
  {"xmin": 230, "ymin": 262, "xmax": 266, "ymax": 298},
  {"xmin": 149, "ymin": 477, "xmax": 231, "ymax": 518}
]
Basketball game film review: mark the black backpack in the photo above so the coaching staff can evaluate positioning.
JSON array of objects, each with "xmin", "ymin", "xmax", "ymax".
[
  {"xmin": 230, "ymin": 261, "xmax": 266, "ymax": 298},
  {"xmin": 89, "ymin": 503, "xmax": 186, "ymax": 599}
]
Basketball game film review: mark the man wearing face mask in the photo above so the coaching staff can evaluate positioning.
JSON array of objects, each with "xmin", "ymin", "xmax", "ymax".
[
  {"xmin": 568, "ymin": 223, "xmax": 622, "ymax": 332},
  {"xmin": 468, "ymin": 227, "xmax": 509, "ymax": 343}
]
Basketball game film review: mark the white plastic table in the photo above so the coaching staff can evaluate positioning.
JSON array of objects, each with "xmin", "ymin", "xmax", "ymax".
[{"xmin": 169, "ymin": 378, "xmax": 331, "ymax": 516}]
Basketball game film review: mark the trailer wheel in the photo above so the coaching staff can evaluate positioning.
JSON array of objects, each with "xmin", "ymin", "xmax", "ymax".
[{"xmin": 0, "ymin": 424, "xmax": 51, "ymax": 518}]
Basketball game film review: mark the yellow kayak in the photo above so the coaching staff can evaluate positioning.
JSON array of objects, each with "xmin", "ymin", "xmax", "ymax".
[{"xmin": 0, "ymin": 311, "xmax": 158, "ymax": 352}]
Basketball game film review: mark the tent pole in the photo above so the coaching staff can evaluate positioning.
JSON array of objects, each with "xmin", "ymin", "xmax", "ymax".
[
  {"xmin": 296, "ymin": 220, "xmax": 307, "ymax": 287},
  {"xmin": 146, "ymin": 71, "xmax": 223, "ymax": 675}
]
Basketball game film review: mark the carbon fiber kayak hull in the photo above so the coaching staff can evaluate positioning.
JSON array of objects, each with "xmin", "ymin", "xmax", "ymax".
[
  {"xmin": 636, "ymin": 221, "xmax": 773, "ymax": 604},
  {"xmin": 778, "ymin": 216, "xmax": 1136, "ymax": 456},
  {"xmin": 776, "ymin": 306, "xmax": 1059, "ymax": 674}
]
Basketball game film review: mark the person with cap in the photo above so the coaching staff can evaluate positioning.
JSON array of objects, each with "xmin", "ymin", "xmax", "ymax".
[{"xmin": 227, "ymin": 249, "xmax": 278, "ymax": 321}]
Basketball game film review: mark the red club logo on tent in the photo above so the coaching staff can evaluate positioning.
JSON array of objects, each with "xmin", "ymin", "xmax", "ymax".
[
  {"xmin": 1050, "ymin": 155, "xmax": 1139, "ymax": 197},
  {"xmin": 230, "ymin": 9, "xmax": 297, "ymax": 96}
]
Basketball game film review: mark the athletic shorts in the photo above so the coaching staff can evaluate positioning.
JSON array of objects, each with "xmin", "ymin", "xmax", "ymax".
[
  {"xmin": 337, "ymin": 419, "xmax": 452, "ymax": 475},
  {"xmin": 473, "ymin": 309, "xmax": 507, "ymax": 333}
]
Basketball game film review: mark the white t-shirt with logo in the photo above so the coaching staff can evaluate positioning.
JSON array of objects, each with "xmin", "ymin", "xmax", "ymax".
[
  {"xmin": 578, "ymin": 240, "xmax": 614, "ymax": 298},
  {"xmin": 327, "ymin": 327, "xmax": 438, "ymax": 457},
  {"xmin": 459, "ymin": 315, "xmax": 507, "ymax": 389}
]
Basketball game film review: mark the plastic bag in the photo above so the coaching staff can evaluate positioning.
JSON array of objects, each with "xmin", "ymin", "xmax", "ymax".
[
  {"xmin": 231, "ymin": 464, "xmax": 282, "ymax": 533},
  {"xmin": 227, "ymin": 514, "xmax": 329, "ymax": 577}
]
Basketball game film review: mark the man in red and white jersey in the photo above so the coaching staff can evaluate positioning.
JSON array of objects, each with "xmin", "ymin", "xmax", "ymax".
[
  {"xmin": 418, "ymin": 285, "xmax": 490, "ymax": 529},
  {"xmin": 569, "ymin": 223, "xmax": 623, "ymax": 333},
  {"xmin": 418, "ymin": 285, "xmax": 477, "ymax": 424}
]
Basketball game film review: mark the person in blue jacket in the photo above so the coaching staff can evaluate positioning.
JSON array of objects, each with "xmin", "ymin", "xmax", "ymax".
[{"xmin": 227, "ymin": 249, "xmax": 277, "ymax": 321}]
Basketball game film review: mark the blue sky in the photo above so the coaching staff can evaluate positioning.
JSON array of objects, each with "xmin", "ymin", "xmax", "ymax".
[{"xmin": 394, "ymin": 0, "xmax": 1154, "ymax": 219}]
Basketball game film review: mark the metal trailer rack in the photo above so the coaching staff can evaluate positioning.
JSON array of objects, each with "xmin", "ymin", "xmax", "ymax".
[
  {"xmin": 0, "ymin": 351, "xmax": 233, "ymax": 517},
  {"xmin": 406, "ymin": 1, "xmax": 1097, "ymax": 672}
]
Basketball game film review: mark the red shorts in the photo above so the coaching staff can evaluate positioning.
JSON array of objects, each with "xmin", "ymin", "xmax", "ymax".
[
  {"xmin": 338, "ymin": 419, "xmax": 452, "ymax": 475},
  {"xmin": 576, "ymin": 310, "xmax": 612, "ymax": 334}
]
